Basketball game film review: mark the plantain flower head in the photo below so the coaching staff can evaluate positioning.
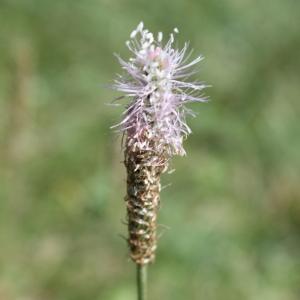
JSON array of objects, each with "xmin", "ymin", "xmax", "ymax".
[{"xmin": 113, "ymin": 22, "xmax": 206, "ymax": 162}]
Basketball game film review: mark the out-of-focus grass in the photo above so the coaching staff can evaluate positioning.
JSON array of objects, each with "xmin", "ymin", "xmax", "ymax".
[{"xmin": 0, "ymin": 1, "xmax": 300, "ymax": 299}]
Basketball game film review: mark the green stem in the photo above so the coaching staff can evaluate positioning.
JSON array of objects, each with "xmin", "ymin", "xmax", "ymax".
[{"xmin": 137, "ymin": 264, "xmax": 147, "ymax": 300}]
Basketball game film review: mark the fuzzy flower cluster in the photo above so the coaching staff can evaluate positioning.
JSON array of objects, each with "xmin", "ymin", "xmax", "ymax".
[{"xmin": 113, "ymin": 22, "xmax": 206, "ymax": 160}]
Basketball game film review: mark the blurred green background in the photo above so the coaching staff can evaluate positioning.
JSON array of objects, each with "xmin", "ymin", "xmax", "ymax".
[{"xmin": 0, "ymin": 0, "xmax": 300, "ymax": 299}]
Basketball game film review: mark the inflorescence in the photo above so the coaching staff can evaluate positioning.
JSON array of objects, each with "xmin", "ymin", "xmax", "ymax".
[
  {"xmin": 113, "ymin": 22, "xmax": 207, "ymax": 164},
  {"xmin": 112, "ymin": 22, "xmax": 206, "ymax": 264}
]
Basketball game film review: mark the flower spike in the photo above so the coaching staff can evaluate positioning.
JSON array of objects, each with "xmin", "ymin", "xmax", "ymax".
[{"xmin": 112, "ymin": 22, "xmax": 206, "ymax": 265}]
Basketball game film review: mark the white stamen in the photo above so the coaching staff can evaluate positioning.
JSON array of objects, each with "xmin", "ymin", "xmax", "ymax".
[
  {"xmin": 130, "ymin": 30, "xmax": 137, "ymax": 38},
  {"xmin": 137, "ymin": 21, "xmax": 144, "ymax": 32},
  {"xmin": 146, "ymin": 32, "xmax": 154, "ymax": 43},
  {"xmin": 170, "ymin": 33, "xmax": 174, "ymax": 43},
  {"xmin": 174, "ymin": 28, "xmax": 179, "ymax": 33},
  {"xmin": 158, "ymin": 32, "xmax": 163, "ymax": 42}
]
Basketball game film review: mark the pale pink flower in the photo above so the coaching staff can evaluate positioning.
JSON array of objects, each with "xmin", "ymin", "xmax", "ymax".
[{"xmin": 112, "ymin": 22, "xmax": 207, "ymax": 161}]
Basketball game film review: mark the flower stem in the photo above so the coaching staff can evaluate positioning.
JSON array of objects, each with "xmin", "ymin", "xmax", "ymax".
[{"xmin": 137, "ymin": 264, "xmax": 147, "ymax": 300}]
